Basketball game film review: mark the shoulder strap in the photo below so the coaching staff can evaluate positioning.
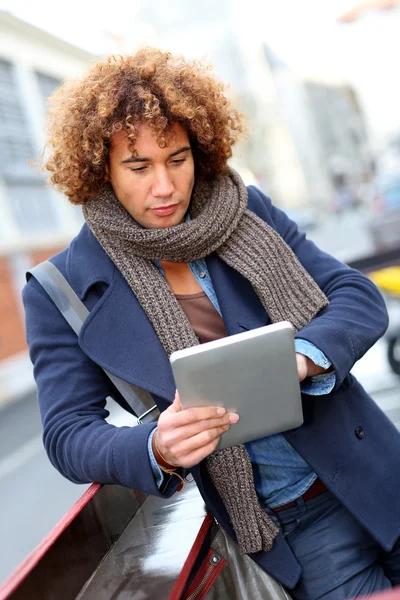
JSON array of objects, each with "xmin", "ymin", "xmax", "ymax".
[{"xmin": 28, "ymin": 261, "xmax": 160, "ymax": 424}]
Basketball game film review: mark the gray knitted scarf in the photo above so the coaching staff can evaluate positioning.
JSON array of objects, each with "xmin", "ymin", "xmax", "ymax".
[{"xmin": 83, "ymin": 168, "xmax": 328, "ymax": 554}]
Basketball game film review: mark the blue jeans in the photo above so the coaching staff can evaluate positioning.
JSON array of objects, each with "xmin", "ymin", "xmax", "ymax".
[{"xmin": 271, "ymin": 490, "xmax": 400, "ymax": 599}]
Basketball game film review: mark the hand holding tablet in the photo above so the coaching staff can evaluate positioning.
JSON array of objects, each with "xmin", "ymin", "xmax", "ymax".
[
  {"xmin": 153, "ymin": 391, "xmax": 240, "ymax": 469},
  {"xmin": 170, "ymin": 321, "xmax": 303, "ymax": 450}
]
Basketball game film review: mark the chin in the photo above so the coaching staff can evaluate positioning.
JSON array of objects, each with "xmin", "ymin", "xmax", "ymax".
[{"xmin": 156, "ymin": 216, "xmax": 183, "ymax": 229}]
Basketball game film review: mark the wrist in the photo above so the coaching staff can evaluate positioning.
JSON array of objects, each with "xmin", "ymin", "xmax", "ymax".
[
  {"xmin": 296, "ymin": 352, "xmax": 328, "ymax": 381},
  {"xmin": 152, "ymin": 429, "xmax": 178, "ymax": 470},
  {"xmin": 152, "ymin": 429, "xmax": 185, "ymax": 492},
  {"xmin": 306, "ymin": 357, "xmax": 329, "ymax": 377}
]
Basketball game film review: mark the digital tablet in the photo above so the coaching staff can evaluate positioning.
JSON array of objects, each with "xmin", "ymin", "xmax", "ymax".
[{"xmin": 169, "ymin": 321, "xmax": 303, "ymax": 450}]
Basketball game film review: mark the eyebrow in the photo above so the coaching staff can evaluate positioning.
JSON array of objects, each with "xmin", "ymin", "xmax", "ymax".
[{"xmin": 120, "ymin": 146, "xmax": 191, "ymax": 164}]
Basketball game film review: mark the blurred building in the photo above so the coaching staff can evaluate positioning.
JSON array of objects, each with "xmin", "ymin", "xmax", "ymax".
[
  {"xmin": 262, "ymin": 45, "xmax": 371, "ymax": 211},
  {"xmin": 130, "ymin": 0, "xmax": 371, "ymax": 212},
  {"xmin": 304, "ymin": 79, "xmax": 370, "ymax": 202},
  {"xmin": 0, "ymin": 11, "xmax": 94, "ymax": 405},
  {"xmin": 130, "ymin": 0, "xmax": 314, "ymax": 208},
  {"xmin": 337, "ymin": 0, "xmax": 400, "ymax": 163}
]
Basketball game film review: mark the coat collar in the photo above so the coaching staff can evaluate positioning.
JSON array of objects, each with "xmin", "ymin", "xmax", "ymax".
[
  {"xmin": 69, "ymin": 225, "xmax": 269, "ymax": 403},
  {"xmin": 67, "ymin": 224, "xmax": 115, "ymax": 299}
]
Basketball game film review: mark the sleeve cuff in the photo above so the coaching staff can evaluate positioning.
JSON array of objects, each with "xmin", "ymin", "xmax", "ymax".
[
  {"xmin": 148, "ymin": 427, "xmax": 165, "ymax": 488},
  {"xmin": 295, "ymin": 338, "xmax": 336, "ymax": 396}
]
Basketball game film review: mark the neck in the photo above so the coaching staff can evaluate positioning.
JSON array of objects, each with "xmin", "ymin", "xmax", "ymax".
[{"xmin": 160, "ymin": 261, "xmax": 203, "ymax": 295}]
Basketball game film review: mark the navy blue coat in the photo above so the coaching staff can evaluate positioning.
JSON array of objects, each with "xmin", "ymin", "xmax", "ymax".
[{"xmin": 23, "ymin": 186, "xmax": 399, "ymax": 589}]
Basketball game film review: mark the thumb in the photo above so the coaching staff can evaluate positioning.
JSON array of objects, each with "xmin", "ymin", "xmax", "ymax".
[
  {"xmin": 296, "ymin": 353, "xmax": 308, "ymax": 382},
  {"xmin": 169, "ymin": 390, "xmax": 182, "ymax": 413}
]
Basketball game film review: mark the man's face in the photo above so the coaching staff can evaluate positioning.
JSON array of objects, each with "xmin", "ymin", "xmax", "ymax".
[{"xmin": 108, "ymin": 122, "xmax": 195, "ymax": 229}]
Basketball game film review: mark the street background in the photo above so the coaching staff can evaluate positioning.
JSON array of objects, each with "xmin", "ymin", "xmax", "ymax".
[{"xmin": 0, "ymin": 0, "xmax": 400, "ymax": 586}]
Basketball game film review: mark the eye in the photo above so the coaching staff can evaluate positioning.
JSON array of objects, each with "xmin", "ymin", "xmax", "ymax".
[
  {"xmin": 171, "ymin": 158, "xmax": 186, "ymax": 166},
  {"xmin": 130, "ymin": 165, "xmax": 148, "ymax": 172}
]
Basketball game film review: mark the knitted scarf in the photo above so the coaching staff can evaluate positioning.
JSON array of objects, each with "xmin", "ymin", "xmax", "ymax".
[{"xmin": 83, "ymin": 168, "xmax": 328, "ymax": 554}]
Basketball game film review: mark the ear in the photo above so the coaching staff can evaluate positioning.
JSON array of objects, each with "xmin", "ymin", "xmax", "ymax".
[{"xmin": 103, "ymin": 162, "xmax": 110, "ymax": 182}]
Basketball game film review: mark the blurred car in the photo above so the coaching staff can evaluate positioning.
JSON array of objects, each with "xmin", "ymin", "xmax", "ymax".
[
  {"xmin": 368, "ymin": 174, "xmax": 400, "ymax": 251},
  {"xmin": 370, "ymin": 266, "xmax": 400, "ymax": 375}
]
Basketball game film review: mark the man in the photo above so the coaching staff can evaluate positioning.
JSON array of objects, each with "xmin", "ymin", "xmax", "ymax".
[{"xmin": 23, "ymin": 48, "xmax": 400, "ymax": 599}]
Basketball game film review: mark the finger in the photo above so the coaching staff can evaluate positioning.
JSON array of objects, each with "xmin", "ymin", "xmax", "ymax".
[
  {"xmin": 170, "ymin": 423, "xmax": 230, "ymax": 458},
  {"xmin": 180, "ymin": 438, "xmax": 224, "ymax": 468},
  {"xmin": 167, "ymin": 405, "xmax": 227, "ymax": 426},
  {"xmin": 157, "ymin": 412, "xmax": 238, "ymax": 456},
  {"xmin": 168, "ymin": 390, "xmax": 182, "ymax": 413},
  {"xmin": 296, "ymin": 353, "xmax": 307, "ymax": 382},
  {"xmin": 166, "ymin": 413, "xmax": 239, "ymax": 444}
]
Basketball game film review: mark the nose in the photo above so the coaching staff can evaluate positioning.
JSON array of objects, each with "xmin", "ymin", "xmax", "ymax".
[{"xmin": 152, "ymin": 167, "xmax": 175, "ymax": 199}]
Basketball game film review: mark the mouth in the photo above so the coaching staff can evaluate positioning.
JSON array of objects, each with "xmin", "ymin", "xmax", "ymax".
[{"xmin": 151, "ymin": 203, "xmax": 178, "ymax": 217}]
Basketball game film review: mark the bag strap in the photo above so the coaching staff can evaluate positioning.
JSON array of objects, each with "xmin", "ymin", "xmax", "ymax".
[{"xmin": 28, "ymin": 260, "xmax": 160, "ymax": 425}]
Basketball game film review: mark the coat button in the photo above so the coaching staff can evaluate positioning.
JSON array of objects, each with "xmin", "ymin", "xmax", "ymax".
[
  {"xmin": 355, "ymin": 426, "xmax": 364, "ymax": 440},
  {"xmin": 199, "ymin": 272, "xmax": 207, "ymax": 279}
]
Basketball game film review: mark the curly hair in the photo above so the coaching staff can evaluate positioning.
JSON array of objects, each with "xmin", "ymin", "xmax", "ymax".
[{"xmin": 43, "ymin": 48, "xmax": 245, "ymax": 204}]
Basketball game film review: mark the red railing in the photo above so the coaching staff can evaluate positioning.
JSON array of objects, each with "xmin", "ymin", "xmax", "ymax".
[{"xmin": 0, "ymin": 484, "xmax": 101, "ymax": 600}]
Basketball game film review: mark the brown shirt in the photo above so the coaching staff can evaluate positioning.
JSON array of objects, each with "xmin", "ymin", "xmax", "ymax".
[{"xmin": 175, "ymin": 291, "xmax": 227, "ymax": 344}]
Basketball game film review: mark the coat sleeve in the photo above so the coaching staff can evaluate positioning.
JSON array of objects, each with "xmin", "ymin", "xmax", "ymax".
[
  {"xmin": 249, "ymin": 187, "xmax": 389, "ymax": 390},
  {"xmin": 22, "ymin": 277, "xmax": 180, "ymax": 496}
]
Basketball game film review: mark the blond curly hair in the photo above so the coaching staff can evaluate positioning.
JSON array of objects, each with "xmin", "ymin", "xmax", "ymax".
[{"xmin": 43, "ymin": 48, "xmax": 244, "ymax": 205}]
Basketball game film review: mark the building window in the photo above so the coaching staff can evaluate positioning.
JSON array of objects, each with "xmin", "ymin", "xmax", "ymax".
[
  {"xmin": 36, "ymin": 72, "xmax": 62, "ymax": 108},
  {"xmin": 7, "ymin": 182, "xmax": 61, "ymax": 234},
  {"xmin": 0, "ymin": 59, "xmax": 34, "ymax": 174}
]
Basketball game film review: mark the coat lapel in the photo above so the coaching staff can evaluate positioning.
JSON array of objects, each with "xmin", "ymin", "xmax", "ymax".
[
  {"xmin": 78, "ymin": 266, "xmax": 176, "ymax": 402},
  {"xmin": 70, "ymin": 226, "xmax": 175, "ymax": 402}
]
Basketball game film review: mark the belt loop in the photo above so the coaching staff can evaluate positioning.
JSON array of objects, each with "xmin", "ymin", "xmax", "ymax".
[{"xmin": 295, "ymin": 495, "xmax": 307, "ymax": 513}]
